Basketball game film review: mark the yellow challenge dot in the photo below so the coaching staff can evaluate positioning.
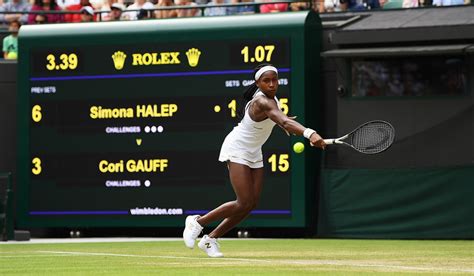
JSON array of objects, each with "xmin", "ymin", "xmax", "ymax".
[{"xmin": 214, "ymin": 105, "xmax": 221, "ymax": 112}]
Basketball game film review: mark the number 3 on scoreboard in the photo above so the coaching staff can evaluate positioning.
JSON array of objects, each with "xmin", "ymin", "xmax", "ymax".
[{"xmin": 32, "ymin": 157, "xmax": 42, "ymax": 175}]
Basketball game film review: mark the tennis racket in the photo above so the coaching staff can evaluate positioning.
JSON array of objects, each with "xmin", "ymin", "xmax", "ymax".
[{"xmin": 323, "ymin": 120, "xmax": 395, "ymax": 154}]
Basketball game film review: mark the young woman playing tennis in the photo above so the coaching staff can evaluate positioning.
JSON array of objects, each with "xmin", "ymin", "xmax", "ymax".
[{"xmin": 183, "ymin": 63, "xmax": 326, "ymax": 257}]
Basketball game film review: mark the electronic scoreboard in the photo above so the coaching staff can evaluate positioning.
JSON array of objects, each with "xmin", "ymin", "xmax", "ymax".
[{"xmin": 17, "ymin": 11, "xmax": 322, "ymax": 228}]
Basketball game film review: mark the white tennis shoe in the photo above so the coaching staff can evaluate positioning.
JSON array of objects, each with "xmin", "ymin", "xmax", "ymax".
[
  {"xmin": 198, "ymin": 235, "xmax": 224, "ymax": 258},
  {"xmin": 183, "ymin": 215, "xmax": 203, "ymax": 249}
]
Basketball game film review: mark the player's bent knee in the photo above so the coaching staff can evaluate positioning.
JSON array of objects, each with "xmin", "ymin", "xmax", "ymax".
[{"xmin": 235, "ymin": 201, "xmax": 254, "ymax": 214}]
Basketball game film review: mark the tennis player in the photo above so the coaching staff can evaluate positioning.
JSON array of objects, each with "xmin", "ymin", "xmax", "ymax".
[{"xmin": 183, "ymin": 63, "xmax": 326, "ymax": 257}]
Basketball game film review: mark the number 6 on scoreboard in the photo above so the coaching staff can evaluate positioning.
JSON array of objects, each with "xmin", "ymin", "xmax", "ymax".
[{"xmin": 32, "ymin": 105, "xmax": 42, "ymax": 123}]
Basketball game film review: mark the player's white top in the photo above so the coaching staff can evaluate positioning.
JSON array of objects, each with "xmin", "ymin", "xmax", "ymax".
[{"xmin": 218, "ymin": 90, "xmax": 281, "ymax": 168}]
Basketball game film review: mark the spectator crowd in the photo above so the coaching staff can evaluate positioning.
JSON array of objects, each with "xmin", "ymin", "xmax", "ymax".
[
  {"xmin": 1, "ymin": 0, "xmax": 473, "ymax": 25},
  {"xmin": 1, "ymin": 0, "xmax": 473, "ymax": 59}
]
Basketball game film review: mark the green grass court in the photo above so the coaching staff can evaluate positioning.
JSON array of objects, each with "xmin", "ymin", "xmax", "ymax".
[{"xmin": 1, "ymin": 239, "xmax": 473, "ymax": 275}]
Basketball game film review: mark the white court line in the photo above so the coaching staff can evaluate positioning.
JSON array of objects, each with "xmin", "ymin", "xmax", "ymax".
[
  {"xmin": 0, "ymin": 238, "xmax": 184, "ymax": 244},
  {"xmin": 0, "ymin": 254, "xmax": 75, "ymax": 258},
  {"xmin": 36, "ymin": 251, "xmax": 272, "ymax": 263},
  {"xmin": 0, "ymin": 238, "xmax": 265, "ymax": 244},
  {"xmin": 36, "ymin": 250, "xmax": 474, "ymax": 273}
]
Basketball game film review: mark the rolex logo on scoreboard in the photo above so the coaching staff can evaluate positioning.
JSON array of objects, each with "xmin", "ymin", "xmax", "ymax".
[
  {"xmin": 110, "ymin": 48, "xmax": 202, "ymax": 69},
  {"xmin": 186, "ymin": 48, "xmax": 201, "ymax": 67},
  {"xmin": 111, "ymin": 51, "xmax": 127, "ymax": 70}
]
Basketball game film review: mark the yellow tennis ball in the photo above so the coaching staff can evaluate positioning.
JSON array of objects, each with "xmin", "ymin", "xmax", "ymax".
[
  {"xmin": 6, "ymin": 52, "xmax": 17, "ymax": 60},
  {"xmin": 293, "ymin": 142, "xmax": 305, "ymax": 154}
]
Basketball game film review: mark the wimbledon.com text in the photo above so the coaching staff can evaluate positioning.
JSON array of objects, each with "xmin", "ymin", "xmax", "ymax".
[{"xmin": 130, "ymin": 207, "xmax": 183, "ymax": 216}]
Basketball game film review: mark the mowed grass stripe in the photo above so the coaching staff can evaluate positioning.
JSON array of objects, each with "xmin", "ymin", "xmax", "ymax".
[
  {"xmin": 24, "ymin": 250, "xmax": 472, "ymax": 273},
  {"xmin": 0, "ymin": 239, "xmax": 472, "ymax": 275}
]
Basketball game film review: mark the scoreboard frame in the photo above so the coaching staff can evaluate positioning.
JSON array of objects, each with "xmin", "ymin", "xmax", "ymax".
[{"xmin": 17, "ymin": 11, "xmax": 322, "ymax": 229}]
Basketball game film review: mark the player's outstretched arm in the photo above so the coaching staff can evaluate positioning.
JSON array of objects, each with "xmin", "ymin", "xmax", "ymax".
[{"xmin": 260, "ymin": 98, "xmax": 326, "ymax": 149}]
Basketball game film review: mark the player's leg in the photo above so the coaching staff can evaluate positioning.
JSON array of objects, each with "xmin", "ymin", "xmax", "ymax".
[
  {"xmin": 197, "ymin": 162, "xmax": 255, "ymax": 226},
  {"xmin": 183, "ymin": 162, "xmax": 253, "ymax": 250},
  {"xmin": 196, "ymin": 162, "xmax": 258, "ymax": 257},
  {"xmin": 250, "ymin": 166, "xmax": 264, "ymax": 208},
  {"xmin": 205, "ymin": 167, "xmax": 264, "ymax": 238},
  {"xmin": 198, "ymin": 167, "xmax": 263, "ymax": 257}
]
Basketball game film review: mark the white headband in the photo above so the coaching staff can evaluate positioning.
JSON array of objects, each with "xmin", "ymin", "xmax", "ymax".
[{"xmin": 254, "ymin": 66, "xmax": 278, "ymax": 81}]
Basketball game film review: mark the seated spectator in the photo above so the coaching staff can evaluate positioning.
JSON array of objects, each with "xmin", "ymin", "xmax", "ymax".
[
  {"xmin": 80, "ymin": 5, "xmax": 95, "ymax": 21},
  {"xmin": 88, "ymin": 0, "xmax": 104, "ymax": 10},
  {"xmin": 64, "ymin": 0, "xmax": 95, "ymax": 23},
  {"xmin": 402, "ymin": 0, "xmax": 418, "ymax": 7},
  {"xmin": 175, "ymin": 0, "xmax": 200, "ymax": 18},
  {"xmin": 137, "ymin": 3, "xmax": 155, "ymax": 19},
  {"xmin": 227, "ymin": 0, "xmax": 255, "ymax": 15},
  {"xmin": 259, "ymin": 0, "xmax": 288, "ymax": 13},
  {"xmin": 0, "ymin": 0, "xmax": 31, "ymax": 26},
  {"xmin": 106, "ymin": 2, "xmax": 124, "ymax": 20},
  {"xmin": 345, "ymin": 0, "xmax": 380, "ymax": 10},
  {"xmin": 3, "ymin": 20, "xmax": 19, "ymax": 60},
  {"xmin": 289, "ymin": 1, "xmax": 309, "ymax": 11},
  {"xmin": 100, "ymin": 0, "xmax": 125, "ymax": 21},
  {"xmin": 432, "ymin": 0, "xmax": 464, "ymax": 5},
  {"xmin": 313, "ymin": 0, "xmax": 327, "ymax": 12},
  {"xmin": 154, "ymin": 0, "xmax": 177, "ymax": 18},
  {"xmin": 56, "ymin": 0, "xmax": 80, "ymax": 9},
  {"xmin": 204, "ymin": 0, "xmax": 227, "ymax": 16},
  {"xmin": 28, "ymin": 0, "xmax": 64, "ymax": 24},
  {"xmin": 34, "ymin": 14, "xmax": 48, "ymax": 23},
  {"xmin": 324, "ymin": 0, "xmax": 348, "ymax": 11},
  {"xmin": 122, "ymin": 0, "xmax": 154, "ymax": 20}
]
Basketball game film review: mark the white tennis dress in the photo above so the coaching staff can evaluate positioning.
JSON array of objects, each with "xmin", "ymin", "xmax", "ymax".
[{"xmin": 218, "ymin": 90, "xmax": 281, "ymax": 168}]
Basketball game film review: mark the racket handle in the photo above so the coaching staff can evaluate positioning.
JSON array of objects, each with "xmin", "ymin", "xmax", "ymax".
[
  {"xmin": 323, "ymin": 139, "xmax": 335, "ymax": 145},
  {"xmin": 311, "ymin": 139, "xmax": 335, "ymax": 146}
]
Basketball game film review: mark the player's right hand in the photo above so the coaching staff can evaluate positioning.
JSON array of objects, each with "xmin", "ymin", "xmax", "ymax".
[{"xmin": 310, "ymin": 133, "xmax": 326, "ymax": 149}]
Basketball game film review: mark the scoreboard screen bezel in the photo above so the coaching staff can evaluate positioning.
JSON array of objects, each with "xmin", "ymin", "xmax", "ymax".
[{"xmin": 17, "ymin": 12, "xmax": 320, "ymax": 229}]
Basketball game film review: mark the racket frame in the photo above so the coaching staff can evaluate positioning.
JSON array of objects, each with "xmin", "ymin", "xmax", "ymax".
[{"xmin": 323, "ymin": 120, "xmax": 395, "ymax": 154}]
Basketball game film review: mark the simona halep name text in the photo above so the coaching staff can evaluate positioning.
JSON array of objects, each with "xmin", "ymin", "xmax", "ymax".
[{"xmin": 90, "ymin": 104, "xmax": 178, "ymax": 119}]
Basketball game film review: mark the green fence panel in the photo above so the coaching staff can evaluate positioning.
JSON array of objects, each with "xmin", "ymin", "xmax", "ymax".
[
  {"xmin": 0, "ymin": 173, "xmax": 14, "ymax": 240},
  {"xmin": 318, "ymin": 166, "xmax": 474, "ymax": 239}
]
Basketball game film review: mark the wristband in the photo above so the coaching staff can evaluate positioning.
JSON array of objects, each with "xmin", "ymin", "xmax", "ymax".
[{"xmin": 303, "ymin": 128, "xmax": 316, "ymax": 139}]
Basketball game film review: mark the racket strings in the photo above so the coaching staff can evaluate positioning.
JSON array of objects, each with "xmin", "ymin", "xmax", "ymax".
[{"xmin": 350, "ymin": 122, "xmax": 395, "ymax": 154}]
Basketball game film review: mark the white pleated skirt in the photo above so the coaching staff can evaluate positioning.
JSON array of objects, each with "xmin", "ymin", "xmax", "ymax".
[{"xmin": 218, "ymin": 131, "xmax": 264, "ymax": 169}]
